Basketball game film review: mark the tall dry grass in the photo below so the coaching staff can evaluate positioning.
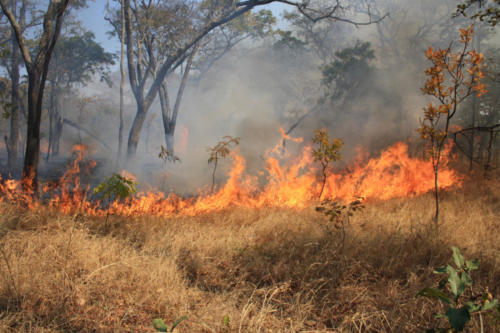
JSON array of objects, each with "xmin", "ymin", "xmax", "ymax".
[{"xmin": 0, "ymin": 177, "xmax": 498, "ymax": 332}]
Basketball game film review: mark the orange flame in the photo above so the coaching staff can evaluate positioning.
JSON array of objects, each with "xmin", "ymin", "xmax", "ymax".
[{"xmin": 0, "ymin": 132, "xmax": 463, "ymax": 218}]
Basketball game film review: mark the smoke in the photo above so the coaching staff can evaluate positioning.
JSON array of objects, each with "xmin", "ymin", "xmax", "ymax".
[{"xmin": 3, "ymin": 0, "xmax": 495, "ymax": 194}]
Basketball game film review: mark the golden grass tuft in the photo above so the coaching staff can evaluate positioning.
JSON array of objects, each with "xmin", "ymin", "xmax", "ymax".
[{"xmin": 0, "ymin": 177, "xmax": 499, "ymax": 332}]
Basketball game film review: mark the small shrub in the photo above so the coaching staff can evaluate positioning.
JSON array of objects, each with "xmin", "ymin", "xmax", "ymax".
[
  {"xmin": 311, "ymin": 128, "xmax": 343, "ymax": 199},
  {"xmin": 418, "ymin": 246, "xmax": 499, "ymax": 332},
  {"xmin": 93, "ymin": 173, "xmax": 137, "ymax": 223},
  {"xmin": 316, "ymin": 197, "xmax": 364, "ymax": 251},
  {"xmin": 152, "ymin": 316, "xmax": 187, "ymax": 332},
  {"xmin": 207, "ymin": 136, "xmax": 240, "ymax": 193}
]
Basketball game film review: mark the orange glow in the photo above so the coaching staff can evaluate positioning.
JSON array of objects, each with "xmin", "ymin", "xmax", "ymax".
[
  {"xmin": 174, "ymin": 125, "xmax": 189, "ymax": 153},
  {"xmin": 0, "ymin": 131, "xmax": 463, "ymax": 218}
]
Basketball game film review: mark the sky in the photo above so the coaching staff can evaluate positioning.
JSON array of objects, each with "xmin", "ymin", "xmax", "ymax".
[{"xmin": 79, "ymin": 2, "xmax": 120, "ymax": 55}]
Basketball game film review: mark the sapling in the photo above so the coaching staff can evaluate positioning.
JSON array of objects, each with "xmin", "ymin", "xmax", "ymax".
[
  {"xmin": 152, "ymin": 316, "xmax": 187, "ymax": 332},
  {"xmin": 418, "ymin": 246, "xmax": 499, "ymax": 332},
  {"xmin": 311, "ymin": 128, "xmax": 343, "ymax": 199},
  {"xmin": 207, "ymin": 136, "xmax": 240, "ymax": 193},
  {"xmin": 93, "ymin": 173, "xmax": 137, "ymax": 224},
  {"xmin": 418, "ymin": 26, "xmax": 486, "ymax": 227},
  {"xmin": 316, "ymin": 197, "xmax": 364, "ymax": 252}
]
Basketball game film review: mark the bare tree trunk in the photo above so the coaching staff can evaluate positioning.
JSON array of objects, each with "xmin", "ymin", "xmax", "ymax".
[
  {"xmin": 433, "ymin": 164, "xmax": 439, "ymax": 226},
  {"xmin": 6, "ymin": 19, "xmax": 20, "ymax": 172},
  {"xmin": 52, "ymin": 86, "xmax": 64, "ymax": 156},
  {"xmin": 47, "ymin": 84, "xmax": 64, "ymax": 159},
  {"xmin": 117, "ymin": 0, "xmax": 125, "ymax": 162},
  {"xmin": 121, "ymin": 0, "xmax": 255, "ymax": 161},
  {"xmin": 159, "ymin": 43, "xmax": 199, "ymax": 156},
  {"xmin": 47, "ymin": 81, "xmax": 54, "ymax": 161},
  {"xmin": 211, "ymin": 158, "xmax": 218, "ymax": 193},
  {"xmin": 23, "ymin": 73, "xmax": 43, "ymax": 184},
  {"xmin": 126, "ymin": 100, "xmax": 147, "ymax": 158},
  {"xmin": 468, "ymin": 27, "xmax": 481, "ymax": 171}
]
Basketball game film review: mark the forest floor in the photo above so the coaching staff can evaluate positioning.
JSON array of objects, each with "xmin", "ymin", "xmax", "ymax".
[{"xmin": 0, "ymin": 175, "xmax": 499, "ymax": 332}]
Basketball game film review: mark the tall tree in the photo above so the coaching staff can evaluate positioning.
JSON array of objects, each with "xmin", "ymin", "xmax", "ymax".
[
  {"xmin": 0, "ymin": 0, "xmax": 70, "ymax": 190},
  {"xmin": 46, "ymin": 30, "xmax": 115, "ymax": 159},
  {"xmin": 1, "ymin": 0, "xmax": 32, "ymax": 173},
  {"xmin": 118, "ymin": 0, "xmax": 380, "ymax": 160}
]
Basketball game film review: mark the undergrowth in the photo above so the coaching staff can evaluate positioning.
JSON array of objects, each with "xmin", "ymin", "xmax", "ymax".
[{"xmin": 0, "ymin": 177, "xmax": 498, "ymax": 332}]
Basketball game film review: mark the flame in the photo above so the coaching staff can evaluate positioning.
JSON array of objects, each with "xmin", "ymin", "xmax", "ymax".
[{"xmin": 0, "ymin": 132, "xmax": 463, "ymax": 218}]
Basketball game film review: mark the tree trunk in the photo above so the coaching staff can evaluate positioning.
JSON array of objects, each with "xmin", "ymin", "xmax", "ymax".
[
  {"xmin": 126, "ymin": 101, "xmax": 147, "ymax": 158},
  {"xmin": 47, "ymin": 82, "xmax": 54, "ymax": 160},
  {"xmin": 47, "ymin": 83, "xmax": 64, "ymax": 159},
  {"xmin": 117, "ymin": 0, "xmax": 125, "ymax": 162},
  {"xmin": 468, "ymin": 26, "xmax": 481, "ymax": 171},
  {"xmin": 158, "ymin": 43, "xmax": 199, "ymax": 157},
  {"xmin": 52, "ymin": 86, "xmax": 64, "ymax": 156},
  {"xmin": 6, "ymin": 27, "xmax": 20, "ymax": 172},
  {"xmin": 23, "ymin": 72, "xmax": 43, "ymax": 187}
]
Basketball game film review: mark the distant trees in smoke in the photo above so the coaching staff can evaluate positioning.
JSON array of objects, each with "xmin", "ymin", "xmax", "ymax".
[{"xmin": 0, "ymin": 0, "xmax": 498, "ymax": 191}]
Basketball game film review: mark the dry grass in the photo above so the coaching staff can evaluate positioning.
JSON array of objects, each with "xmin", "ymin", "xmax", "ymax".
[{"xmin": 0, "ymin": 177, "xmax": 499, "ymax": 332}]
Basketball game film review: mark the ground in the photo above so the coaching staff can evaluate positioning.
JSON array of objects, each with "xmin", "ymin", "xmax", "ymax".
[{"xmin": 0, "ymin": 177, "xmax": 499, "ymax": 332}]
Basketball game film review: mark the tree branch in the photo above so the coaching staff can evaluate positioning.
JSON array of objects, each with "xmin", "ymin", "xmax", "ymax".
[{"xmin": 0, "ymin": 0, "xmax": 32, "ymax": 69}]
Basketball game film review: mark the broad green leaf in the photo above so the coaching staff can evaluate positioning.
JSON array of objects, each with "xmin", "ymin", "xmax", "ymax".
[
  {"xmin": 152, "ymin": 318, "xmax": 168, "ymax": 332},
  {"xmin": 418, "ymin": 288, "xmax": 452, "ymax": 304},
  {"xmin": 452, "ymin": 247, "xmax": 465, "ymax": 268},
  {"xmin": 448, "ymin": 268, "xmax": 465, "ymax": 300},
  {"xmin": 170, "ymin": 316, "xmax": 187, "ymax": 332},
  {"xmin": 462, "ymin": 272, "xmax": 472, "ymax": 286},
  {"xmin": 445, "ymin": 306, "xmax": 470, "ymax": 331},
  {"xmin": 465, "ymin": 259, "xmax": 479, "ymax": 271}
]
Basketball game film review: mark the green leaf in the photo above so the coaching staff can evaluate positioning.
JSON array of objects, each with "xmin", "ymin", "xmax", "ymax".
[
  {"xmin": 465, "ymin": 259, "xmax": 479, "ymax": 271},
  {"xmin": 418, "ymin": 288, "xmax": 452, "ymax": 305},
  {"xmin": 462, "ymin": 272, "xmax": 472, "ymax": 286},
  {"xmin": 465, "ymin": 301, "xmax": 481, "ymax": 312},
  {"xmin": 223, "ymin": 315, "xmax": 230, "ymax": 327},
  {"xmin": 452, "ymin": 247, "xmax": 465, "ymax": 269},
  {"xmin": 152, "ymin": 318, "xmax": 168, "ymax": 332},
  {"xmin": 170, "ymin": 316, "xmax": 187, "ymax": 332},
  {"xmin": 434, "ymin": 266, "xmax": 447, "ymax": 274},
  {"xmin": 445, "ymin": 306, "xmax": 470, "ymax": 331},
  {"xmin": 482, "ymin": 299, "xmax": 499, "ymax": 311},
  {"xmin": 448, "ymin": 268, "xmax": 466, "ymax": 300}
]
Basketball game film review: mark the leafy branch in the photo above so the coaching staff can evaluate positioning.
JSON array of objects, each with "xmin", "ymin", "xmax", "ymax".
[{"xmin": 207, "ymin": 135, "xmax": 240, "ymax": 193}]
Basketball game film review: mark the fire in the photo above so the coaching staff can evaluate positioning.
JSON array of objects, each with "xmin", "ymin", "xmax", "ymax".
[{"xmin": 0, "ymin": 132, "xmax": 463, "ymax": 218}]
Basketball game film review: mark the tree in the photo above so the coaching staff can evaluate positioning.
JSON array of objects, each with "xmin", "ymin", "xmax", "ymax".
[
  {"xmin": 321, "ymin": 40, "xmax": 375, "ymax": 104},
  {"xmin": 418, "ymin": 26, "xmax": 486, "ymax": 226},
  {"xmin": 281, "ymin": 41, "xmax": 376, "ymax": 143},
  {"xmin": 0, "ymin": 0, "xmax": 34, "ymax": 173},
  {"xmin": 311, "ymin": 128, "xmax": 343, "ymax": 200},
  {"xmin": 45, "ymin": 30, "xmax": 115, "ymax": 159},
  {"xmin": 456, "ymin": 0, "xmax": 500, "ymax": 26},
  {"xmin": 0, "ymin": 0, "xmax": 70, "ymax": 191},
  {"xmin": 115, "ymin": 0, "xmax": 380, "ymax": 161},
  {"xmin": 207, "ymin": 135, "xmax": 240, "ymax": 192}
]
